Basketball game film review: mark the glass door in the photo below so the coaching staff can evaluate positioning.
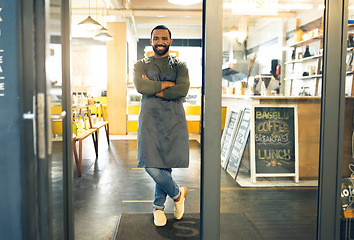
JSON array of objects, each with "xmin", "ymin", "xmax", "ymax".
[
  {"xmin": 47, "ymin": 0, "xmax": 73, "ymax": 239},
  {"xmin": 0, "ymin": 0, "xmax": 72, "ymax": 238}
]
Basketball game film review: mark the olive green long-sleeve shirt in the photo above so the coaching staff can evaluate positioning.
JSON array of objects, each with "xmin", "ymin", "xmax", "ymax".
[{"xmin": 133, "ymin": 56, "xmax": 190, "ymax": 100}]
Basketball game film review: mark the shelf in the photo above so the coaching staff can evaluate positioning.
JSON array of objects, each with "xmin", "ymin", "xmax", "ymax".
[
  {"xmin": 251, "ymin": 96, "xmax": 321, "ymax": 100},
  {"xmin": 284, "ymin": 74, "xmax": 322, "ymax": 81},
  {"xmin": 288, "ymin": 34, "xmax": 323, "ymax": 48},
  {"xmin": 284, "ymin": 71, "xmax": 353, "ymax": 81},
  {"xmin": 285, "ymin": 54, "xmax": 322, "ymax": 64}
]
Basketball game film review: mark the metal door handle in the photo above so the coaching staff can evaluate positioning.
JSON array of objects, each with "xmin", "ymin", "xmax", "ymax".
[
  {"xmin": 23, "ymin": 112, "xmax": 34, "ymax": 120},
  {"xmin": 51, "ymin": 111, "xmax": 66, "ymax": 120}
]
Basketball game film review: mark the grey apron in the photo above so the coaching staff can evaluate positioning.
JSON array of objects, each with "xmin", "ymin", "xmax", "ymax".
[{"xmin": 137, "ymin": 56, "xmax": 189, "ymax": 168}]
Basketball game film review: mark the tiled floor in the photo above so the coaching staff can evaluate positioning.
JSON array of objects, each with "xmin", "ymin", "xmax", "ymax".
[{"xmin": 54, "ymin": 131, "xmax": 319, "ymax": 240}]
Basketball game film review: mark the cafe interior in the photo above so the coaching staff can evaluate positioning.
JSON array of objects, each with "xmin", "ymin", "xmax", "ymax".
[{"xmin": 45, "ymin": 0, "xmax": 353, "ymax": 239}]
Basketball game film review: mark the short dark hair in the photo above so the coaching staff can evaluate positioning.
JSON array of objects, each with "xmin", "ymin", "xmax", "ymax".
[{"xmin": 150, "ymin": 25, "xmax": 172, "ymax": 39}]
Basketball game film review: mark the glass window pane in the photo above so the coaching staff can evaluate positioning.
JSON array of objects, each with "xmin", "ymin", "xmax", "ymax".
[
  {"xmin": 340, "ymin": 2, "xmax": 354, "ymax": 239},
  {"xmin": 221, "ymin": 1, "xmax": 323, "ymax": 238},
  {"xmin": 47, "ymin": 0, "xmax": 65, "ymax": 239}
]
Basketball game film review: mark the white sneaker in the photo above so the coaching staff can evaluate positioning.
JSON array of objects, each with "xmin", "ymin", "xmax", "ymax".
[
  {"xmin": 174, "ymin": 186, "xmax": 188, "ymax": 220},
  {"xmin": 153, "ymin": 210, "xmax": 167, "ymax": 227}
]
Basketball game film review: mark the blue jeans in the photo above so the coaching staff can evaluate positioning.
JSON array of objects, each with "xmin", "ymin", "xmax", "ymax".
[{"xmin": 145, "ymin": 168, "xmax": 180, "ymax": 210}]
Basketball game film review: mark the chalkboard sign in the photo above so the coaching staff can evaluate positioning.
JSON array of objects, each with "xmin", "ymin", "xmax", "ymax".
[
  {"xmin": 251, "ymin": 105, "xmax": 299, "ymax": 183},
  {"xmin": 226, "ymin": 108, "xmax": 251, "ymax": 178},
  {"xmin": 220, "ymin": 109, "xmax": 242, "ymax": 169}
]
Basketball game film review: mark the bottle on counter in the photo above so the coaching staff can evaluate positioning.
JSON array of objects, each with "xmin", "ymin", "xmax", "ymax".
[
  {"xmin": 72, "ymin": 116, "xmax": 78, "ymax": 136},
  {"xmin": 91, "ymin": 114, "xmax": 97, "ymax": 125},
  {"xmin": 78, "ymin": 115, "xmax": 84, "ymax": 133},
  {"xmin": 84, "ymin": 114, "xmax": 89, "ymax": 130},
  {"xmin": 73, "ymin": 122, "xmax": 78, "ymax": 136},
  {"xmin": 261, "ymin": 80, "xmax": 266, "ymax": 96}
]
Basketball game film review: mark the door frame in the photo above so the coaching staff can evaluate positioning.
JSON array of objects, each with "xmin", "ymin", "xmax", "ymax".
[
  {"xmin": 8, "ymin": 0, "xmax": 348, "ymax": 238},
  {"xmin": 201, "ymin": 0, "xmax": 222, "ymax": 239},
  {"xmin": 61, "ymin": 0, "xmax": 75, "ymax": 239},
  {"xmin": 317, "ymin": 0, "xmax": 348, "ymax": 239}
]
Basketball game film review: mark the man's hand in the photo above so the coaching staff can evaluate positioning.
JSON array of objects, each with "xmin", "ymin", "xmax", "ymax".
[
  {"xmin": 156, "ymin": 81, "xmax": 175, "ymax": 98},
  {"xmin": 155, "ymin": 91, "xmax": 164, "ymax": 98},
  {"xmin": 161, "ymin": 81, "xmax": 175, "ymax": 90},
  {"xmin": 142, "ymin": 74, "xmax": 174, "ymax": 98}
]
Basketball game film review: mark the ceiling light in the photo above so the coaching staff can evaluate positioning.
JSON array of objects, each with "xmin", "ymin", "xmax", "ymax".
[
  {"xmin": 93, "ymin": 32, "xmax": 113, "ymax": 41},
  {"xmin": 223, "ymin": 26, "xmax": 239, "ymax": 39},
  {"xmin": 97, "ymin": 25, "xmax": 108, "ymax": 33},
  {"xmin": 78, "ymin": 16, "xmax": 102, "ymax": 31},
  {"xmin": 168, "ymin": 0, "xmax": 202, "ymax": 5},
  {"xmin": 77, "ymin": 0, "xmax": 102, "ymax": 31}
]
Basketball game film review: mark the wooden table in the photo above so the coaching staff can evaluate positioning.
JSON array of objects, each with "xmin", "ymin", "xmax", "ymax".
[{"xmin": 72, "ymin": 104, "xmax": 109, "ymax": 176}]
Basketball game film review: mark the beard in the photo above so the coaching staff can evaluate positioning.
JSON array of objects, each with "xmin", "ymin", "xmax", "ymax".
[{"xmin": 152, "ymin": 44, "xmax": 170, "ymax": 56}]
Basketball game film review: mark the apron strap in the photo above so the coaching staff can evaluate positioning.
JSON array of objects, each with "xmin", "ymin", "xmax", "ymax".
[
  {"xmin": 148, "ymin": 56, "xmax": 155, "ymax": 72},
  {"xmin": 169, "ymin": 55, "xmax": 177, "ymax": 73}
]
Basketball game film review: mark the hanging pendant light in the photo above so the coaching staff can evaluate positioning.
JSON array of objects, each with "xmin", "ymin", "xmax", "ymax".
[
  {"xmin": 78, "ymin": 16, "xmax": 102, "ymax": 31},
  {"xmin": 97, "ymin": 25, "xmax": 108, "ymax": 33},
  {"xmin": 78, "ymin": 0, "xmax": 102, "ymax": 31},
  {"xmin": 223, "ymin": 26, "xmax": 239, "ymax": 39},
  {"xmin": 93, "ymin": 32, "xmax": 113, "ymax": 41},
  {"xmin": 92, "ymin": 0, "xmax": 113, "ymax": 41}
]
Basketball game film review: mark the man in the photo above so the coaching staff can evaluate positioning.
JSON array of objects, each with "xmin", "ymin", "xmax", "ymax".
[{"xmin": 133, "ymin": 25, "xmax": 190, "ymax": 227}]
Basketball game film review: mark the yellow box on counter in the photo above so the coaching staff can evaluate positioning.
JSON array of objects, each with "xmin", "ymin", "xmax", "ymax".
[{"xmin": 51, "ymin": 106, "xmax": 63, "ymax": 135}]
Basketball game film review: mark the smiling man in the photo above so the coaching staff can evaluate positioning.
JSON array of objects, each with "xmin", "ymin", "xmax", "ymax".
[{"xmin": 133, "ymin": 25, "xmax": 190, "ymax": 227}]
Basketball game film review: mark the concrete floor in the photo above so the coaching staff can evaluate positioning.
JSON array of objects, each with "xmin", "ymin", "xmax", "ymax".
[
  {"xmin": 50, "ymin": 131, "xmax": 319, "ymax": 240},
  {"xmin": 73, "ymin": 136, "xmax": 201, "ymax": 240}
]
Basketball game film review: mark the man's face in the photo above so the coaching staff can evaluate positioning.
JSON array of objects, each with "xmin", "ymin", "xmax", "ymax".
[{"xmin": 150, "ymin": 29, "xmax": 173, "ymax": 57}]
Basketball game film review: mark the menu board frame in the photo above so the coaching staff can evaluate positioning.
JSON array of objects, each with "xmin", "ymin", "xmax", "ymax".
[
  {"xmin": 225, "ymin": 108, "xmax": 251, "ymax": 179},
  {"xmin": 220, "ymin": 108, "xmax": 242, "ymax": 169},
  {"xmin": 250, "ymin": 105, "xmax": 299, "ymax": 183}
]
